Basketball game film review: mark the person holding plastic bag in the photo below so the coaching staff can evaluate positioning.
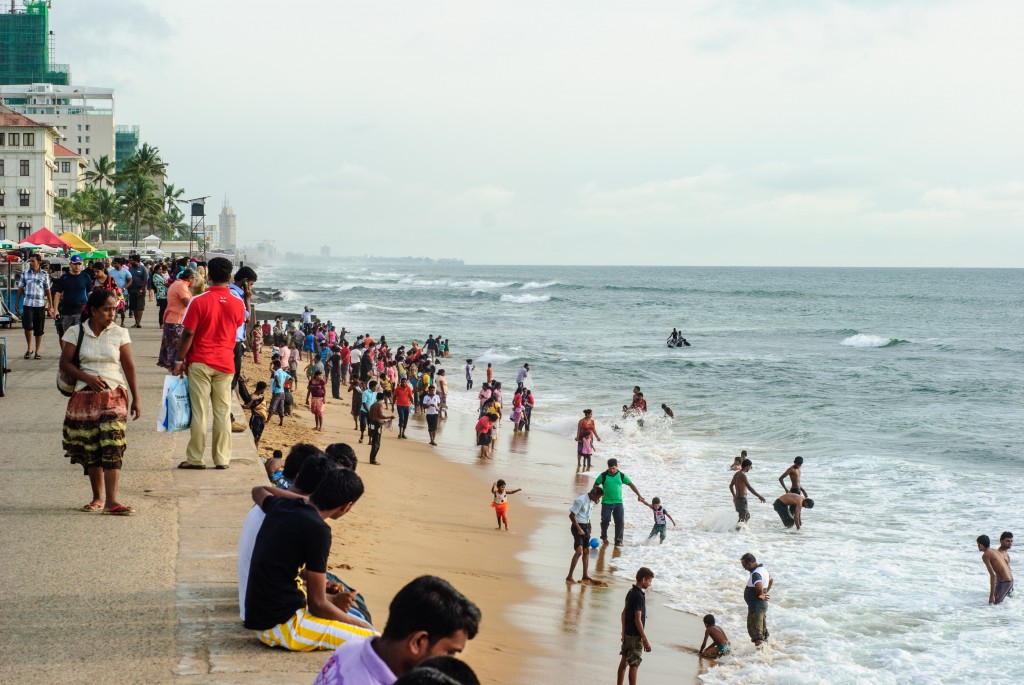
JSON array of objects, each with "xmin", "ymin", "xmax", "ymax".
[
  {"xmin": 173, "ymin": 258, "xmax": 246, "ymax": 470},
  {"xmin": 59, "ymin": 288, "xmax": 141, "ymax": 516}
]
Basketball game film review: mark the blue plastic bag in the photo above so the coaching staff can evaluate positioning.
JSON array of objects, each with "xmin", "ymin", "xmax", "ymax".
[{"xmin": 164, "ymin": 375, "xmax": 191, "ymax": 433}]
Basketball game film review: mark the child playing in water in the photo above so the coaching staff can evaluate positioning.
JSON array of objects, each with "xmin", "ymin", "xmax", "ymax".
[
  {"xmin": 644, "ymin": 497, "xmax": 677, "ymax": 543},
  {"xmin": 579, "ymin": 430, "xmax": 595, "ymax": 470},
  {"xmin": 490, "ymin": 479, "xmax": 522, "ymax": 530},
  {"xmin": 698, "ymin": 614, "xmax": 731, "ymax": 658}
]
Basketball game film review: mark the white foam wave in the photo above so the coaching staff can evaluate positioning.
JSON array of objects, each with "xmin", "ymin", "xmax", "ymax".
[
  {"xmin": 841, "ymin": 333, "xmax": 896, "ymax": 348},
  {"xmin": 520, "ymin": 280, "xmax": 560, "ymax": 290},
  {"xmin": 500, "ymin": 293, "xmax": 551, "ymax": 304},
  {"xmin": 450, "ymin": 280, "xmax": 515, "ymax": 289},
  {"xmin": 397, "ymin": 278, "xmax": 449, "ymax": 287},
  {"xmin": 474, "ymin": 348, "xmax": 514, "ymax": 364},
  {"xmin": 278, "ymin": 289, "xmax": 298, "ymax": 301},
  {"xmin": 343, "ymin": 302, "xmax": 427, "ymax": 313}
]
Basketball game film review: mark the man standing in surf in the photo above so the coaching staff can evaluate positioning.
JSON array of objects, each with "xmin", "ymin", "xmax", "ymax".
[
  {"xmin": 778, "ymin": 456, "xmax": 809, "ymax": 515},
  {"xmin": 741, "ymin": 553, "xmax": 771, "ymax": 647},
  {"xmin": 729, "ymin": 459, "xmax": 765, "ymax": 525},
  {"xmin": 978, "ymin": 534, "xmax": 1014, "ymax": 604},
  {"xmin": 595, "ymin": 459, "xmax": 647, "ymax": 547}
]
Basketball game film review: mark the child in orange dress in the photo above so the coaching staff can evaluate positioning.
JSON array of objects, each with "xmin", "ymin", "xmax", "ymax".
[{"xmin": 490, "ymin": 479, "xmax": 522, "ymax": 530}]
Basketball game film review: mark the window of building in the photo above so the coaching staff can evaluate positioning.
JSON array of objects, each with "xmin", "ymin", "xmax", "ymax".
[
  {"xmin": 0, "ymin": 132, "xmax": 4, "ymax": 145},
  {"xmin": 77, "ymin": 136, "xmax": 81, "ymax": 143},
  {"xmin": 8, "ymin": 133, "xmax": 19, "ymax": 146},
  {"xmin": 77, "ymin": 148, "xmax": 81, "ymax": 154},
  {"xmin": 20, "ymin": 160, "xmax": 29, "ymax": 176},
  {"xmin": 85, "ymin": 148, "xmax": 90, "ymax": 155},
  {"xmin": 85, "ymin": 136, "xmax": 90, "ymax": 142},
  {"xmin": 0, "ymin": 221, "xmax": 5, "ymax": 240},
  {"xmin": 0, "ymin": 160, "xmax": 4, "ymax": 176},
  {"xmin": 77, "ymin": 124, "xmax": 82, "ymax": 131},
  {"xmin": 58, "ymin": 188, "xmax": 68, "ymax": 198},
  {"xmin": 20, "ymin": 189, "xmax": 30, "ymax": 207},
  {"xmin": 61, "ymin": 161, "xmax": 71, "ymax": 173},
  {"xmin": 18, "ymin": 222, "xmax": 30, "ymax": 241},
  {"xmin": 86, "ymin": 124, "xmax": 90, "ymax": 131},
  {"xmin": 23, "ymin": 133, "xmax": 34, "ymax": 146},
  {"xmin": 0, "ymin": 188, "xmax": 4, "ymax": 206}
]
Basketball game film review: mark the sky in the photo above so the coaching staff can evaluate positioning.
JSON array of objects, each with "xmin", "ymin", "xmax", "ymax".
[{"xmin": 53, "ymin": 0, "xmax": 1024, "ymax": 266}]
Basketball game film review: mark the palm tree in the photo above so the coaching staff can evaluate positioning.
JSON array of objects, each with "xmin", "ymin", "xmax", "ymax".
[
  {"xmin": 71, "ymin": 187, "xmax": 96, "ymax": 240},
  {"xmin": 85, "ymin": 154, "xmax": 117, "ymax": 189},
  {"xmin": 164, "ymin": 183, "xmax": 185, "ymax": 213},
  {"xmin": 91, "ymin": 188, "xmax": 121, "ymax": 243},
  {"xmin": 118, "ymin": 143, "xmax": 167, "ymax": 182},
  {"xmin": 118, "ymin": 176, "xmax": 163, "ymax": 247},
  {"xmin": 54, "ymin": 196, "xmax": 75, "ymax": 232}
]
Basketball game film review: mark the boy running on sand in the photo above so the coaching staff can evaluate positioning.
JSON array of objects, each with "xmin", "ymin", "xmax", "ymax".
[
  {"xmin": 490, "ymin": 479, "xmax": 522, "ymax": 530},
  {"xmin": 644, "ymin": 497, "xmax": 676, "ymax": 544},
  {"xmin": 617, "ymin": 567, "xmax": 654, "ymax": 685},
  {"xmin": 698, "ymin": 614, "xmax": 731, "ymax": 658}
]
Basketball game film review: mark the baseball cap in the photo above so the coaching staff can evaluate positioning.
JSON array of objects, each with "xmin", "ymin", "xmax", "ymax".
[{"xmin": 69, "ymin": 255, "xmax": 83, "ymax": 264}]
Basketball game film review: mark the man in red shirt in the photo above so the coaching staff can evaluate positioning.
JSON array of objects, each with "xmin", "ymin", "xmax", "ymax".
[
  {"xmin": 393, "ymin": 375, "xmax": 414, "ymax": 439},
  {"xmin": 339, "ymin": 341, "xmax": 351, "ymax": 385},
  {"xmin": 174, "ymin": 257, "xmax": 247, "ymax": 469}
]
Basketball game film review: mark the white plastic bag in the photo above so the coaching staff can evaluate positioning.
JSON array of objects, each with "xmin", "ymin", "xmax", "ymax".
[
  {"xmin": 156, "ymin": 375, "xmax": 176, "ymax": 432},
  {"xmin": 165, "ymin": 375, "xmax": 192, "ymax": 433}
]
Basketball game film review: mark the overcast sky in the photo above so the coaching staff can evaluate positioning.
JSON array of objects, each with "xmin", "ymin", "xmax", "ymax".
[{"xmin": 54, "ymin": 0, "xmax": 1023, "ymax": 266}]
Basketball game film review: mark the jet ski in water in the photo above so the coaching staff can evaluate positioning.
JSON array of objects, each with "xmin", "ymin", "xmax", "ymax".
[{"xmin": 666, "ymin": 330, "xmax": 691, "ymax": 348}]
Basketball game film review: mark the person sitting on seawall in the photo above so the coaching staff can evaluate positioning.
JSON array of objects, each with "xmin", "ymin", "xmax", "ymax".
[
  {"xmin": 314, "ymin": 575, "xmax": 482, "ymax": 685},
  {"xmin": 244, "ymin": 467, "xmax": 376, "ymax": 650}
]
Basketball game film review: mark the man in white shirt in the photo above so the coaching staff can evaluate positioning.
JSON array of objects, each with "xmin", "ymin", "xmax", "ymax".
[
  {"xmin": 314, "ymin": 576, "xmax": 480, "ymax": 685},
  {"xmin": 516, "ymin": 363, "xmax": 530, "ymax": 390},
  {"xmin": 567, "ymin": 485, "xmax": 604, "ymax": 583},
  {"xmin": 422, "ymin": 385, "xmax": 442, "ymax": 446}
]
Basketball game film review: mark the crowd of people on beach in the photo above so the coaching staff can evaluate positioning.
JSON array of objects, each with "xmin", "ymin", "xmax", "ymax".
[{"xmin": 12, "ymin": 245, "xmax": 1010, "ymax": 684}]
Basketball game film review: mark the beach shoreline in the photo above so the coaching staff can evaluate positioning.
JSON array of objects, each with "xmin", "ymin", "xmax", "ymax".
[{"xmin": 241, "ymin": 349, "xmax": 703, "ymax": 684}]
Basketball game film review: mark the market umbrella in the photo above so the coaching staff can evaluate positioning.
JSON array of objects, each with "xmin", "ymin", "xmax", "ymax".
[
  {"xmin": 23, "ymin": 227, "xmax": 70, "ymax": 249},
  {"xmin": 59, "ymin": 231, "xmax": 95, "ymax": 251}
]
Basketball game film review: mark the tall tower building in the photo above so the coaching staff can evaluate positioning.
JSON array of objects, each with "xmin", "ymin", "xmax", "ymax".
[
  {"xmin": 0, "ymin": 1, "xmax": 70, "ymax": 85},
  {"xmin": 219, "ymin": 197, "xmax": 237, "ymax": 251}
]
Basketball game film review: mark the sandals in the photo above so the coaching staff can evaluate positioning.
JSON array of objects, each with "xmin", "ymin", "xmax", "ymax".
[
  {"xmin": 80, "ymin": 502, "xmax": 103, "ymax": 512},
  {"xmin": 177, "ymin": 461, "xmax": 206, "ymax": 470},
  {"xmin": 33, "ymin": 353, "xmax": 41, "ymax": 360},
  {"xmin": 23, "ymin": 351, "xmax": 31, "ymax": 359},
  {"xmin": 102, "ymin": 505, "xmax": 134, "ymax": 516}
]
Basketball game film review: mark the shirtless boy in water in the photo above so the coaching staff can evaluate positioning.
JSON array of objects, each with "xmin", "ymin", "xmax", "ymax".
[
  {"xmin": 698, "ymin": 614, "xmax": 731, "ymax": 659},
  {"xmin": 729, "ymin": 459, "xmax": 765, "ymax": 524},
  {"xmin": 978, "ymin": 534, "xmax": 1014, "ymax": 604},
  {"xmin": 778, "ymin": 456, "xmax": 808, "ymax": 497}
]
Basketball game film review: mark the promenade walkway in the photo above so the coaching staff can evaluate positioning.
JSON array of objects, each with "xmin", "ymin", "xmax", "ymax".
[{"xmin": 0, "ymin": 327, "xmax": 324, "ymax": 684}]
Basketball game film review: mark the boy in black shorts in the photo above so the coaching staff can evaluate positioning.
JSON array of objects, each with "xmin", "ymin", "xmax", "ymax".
[{"xmin": 617, "ymin": 567, "xmax": 654, "ymax": 685}]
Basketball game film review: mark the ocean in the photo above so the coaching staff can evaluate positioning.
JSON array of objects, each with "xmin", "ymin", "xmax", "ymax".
[{"xmin": 254, "ymin": 262, "xmax": 1023, "ymax": 684}]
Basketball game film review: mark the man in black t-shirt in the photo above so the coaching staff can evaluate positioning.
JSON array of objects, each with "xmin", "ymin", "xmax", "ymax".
[
  {"xmin": 617, "ymin": 567, "xmax": 654, "ymax": 685},
  {"xmin": 51, "ymin": 255, "xmax": 93, "ymax": 346},
  {"xmin": 245, "ymin": 468, "xmax": 377, "ymax": 650},
  {"xmin": 127, "ymin": 254, "xmax": 148, "ymax": 328},
  {"xmin": 327, "ymin": 346, "xmax": 343, "ymax": 399}
]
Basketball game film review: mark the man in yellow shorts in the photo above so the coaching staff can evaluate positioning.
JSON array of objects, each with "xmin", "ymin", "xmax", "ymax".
[{"xmin": 244, "ymin": 468, "xmax": 376, "ymax": 650}]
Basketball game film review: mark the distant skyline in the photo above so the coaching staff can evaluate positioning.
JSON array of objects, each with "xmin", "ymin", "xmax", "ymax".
[{"xmin": 54, "ymin": 0, "xmax": 1023, "ymax": 267}]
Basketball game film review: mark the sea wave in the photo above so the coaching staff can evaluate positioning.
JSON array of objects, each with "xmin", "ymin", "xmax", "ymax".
[
  {"xmin": 520, "ymin": 280, "xmax": 561, "ymax": 290},
  {"xmin": 450, "ymin": 280, "xmax": 515, "ymax": 289},
  {"xmin": 500, "ymin": 293, "xmax": 551, "ymax": 304},
  {"xmin": 344, "ymin": 302, "xmax": 429, "ymax": 313},
  {"xmin": 841, "ymin": 334, "xmax": 909, "ymax": 348},
  {"xmin": 474, "ymin": 348, "xmax": 514, "ymax": 364}
]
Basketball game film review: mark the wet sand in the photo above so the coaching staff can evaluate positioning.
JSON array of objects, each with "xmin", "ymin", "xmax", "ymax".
[{"xmin": 243, "ymin": 353, "xmax": 702, "ymax": 683}]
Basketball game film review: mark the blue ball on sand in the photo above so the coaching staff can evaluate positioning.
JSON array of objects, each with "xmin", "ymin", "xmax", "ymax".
[{"xmin": 590, "ymin": 538, "xmax": 599, "ymax": 549}]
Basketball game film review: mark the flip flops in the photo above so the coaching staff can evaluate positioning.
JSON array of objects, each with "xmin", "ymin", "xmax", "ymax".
[
  {"xmin": 80, "ymin": 502, "xmax": 103, "ymax": 512},
  {"xmin": 102, "ymin": 505, "xmax": 134, "ymax": 516},
  {"xmin": 23, "ymin": 351, "xmax": 31, "ymax": 359},
  {"xmin": 177, "ymin": 461, "xmax": 206, "ymax": 470}
]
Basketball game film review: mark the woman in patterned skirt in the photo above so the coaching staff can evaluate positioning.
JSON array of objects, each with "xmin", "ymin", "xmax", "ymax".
[
  {"xmin": 59, "ymin": 289, "xmax": 142, "ymax": 515},
  {"xmin": 157, "ymin": 268, "xmax": 194, "ymax": 370}
]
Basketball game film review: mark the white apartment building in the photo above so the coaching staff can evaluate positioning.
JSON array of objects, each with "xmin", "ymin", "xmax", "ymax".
[
  {"xmin": 0, "ymin": 83, "xmax": 114, "ymax": 163},
  {"xmin": 53, "ymin": 142, "xmax": 85, "ymax": 233},
  {"xmin": 0, "ymin": 104, "xmax": 58, "ymax": 241}
]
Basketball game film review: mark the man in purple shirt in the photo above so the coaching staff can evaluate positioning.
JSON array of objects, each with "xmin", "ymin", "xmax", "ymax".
[{"xmin": 314, "ymin": 576, "xmax": 481, "ymax": 685}]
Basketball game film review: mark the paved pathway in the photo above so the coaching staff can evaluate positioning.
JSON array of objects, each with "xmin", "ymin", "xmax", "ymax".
[{"xmin": 0, "ymin": 326, "xmax": 323, "ymax": 684}]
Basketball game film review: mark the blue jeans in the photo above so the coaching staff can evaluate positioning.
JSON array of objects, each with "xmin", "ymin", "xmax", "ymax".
[
  {"xmin": 600, "ymin": 503, "xmax": 625, "ymax": 544},
  {"xmin": 397, "ymin": 405, "xmax": 411, "ymax": 430}
]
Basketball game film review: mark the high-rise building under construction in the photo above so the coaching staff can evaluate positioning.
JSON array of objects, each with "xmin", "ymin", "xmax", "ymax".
[{"xmin": 0, "ymin": 1, "xmax": 139, "ymax": 166}]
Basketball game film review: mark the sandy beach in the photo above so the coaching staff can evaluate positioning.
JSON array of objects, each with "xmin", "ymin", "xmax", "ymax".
[{"xmin": 241, "ymin": 346, "xmax": 703, "ymax": 684}]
